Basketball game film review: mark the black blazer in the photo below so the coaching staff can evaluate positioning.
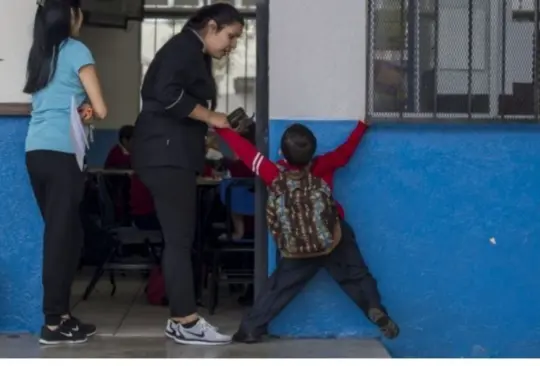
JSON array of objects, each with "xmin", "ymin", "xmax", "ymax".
[{"xmin": 132, "ymin": 28, "xmax": 216, "ymax": 172}]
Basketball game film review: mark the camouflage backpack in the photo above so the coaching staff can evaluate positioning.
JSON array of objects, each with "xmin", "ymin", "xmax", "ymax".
[{"xmin": 266, "ymin": 168, "xmax": 339, "ymax": 258}]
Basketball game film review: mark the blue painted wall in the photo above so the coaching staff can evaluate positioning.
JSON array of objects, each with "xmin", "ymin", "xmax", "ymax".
[
  {"xmin": 86, "ymin": 130, "xmax": 118, "ymax": 167},
  {"xmin": 267, "ymin": 120, "xmax": 540, "ymax": 358},
  {"xmin": 0, "ymin": 116, "xmax": 42, "ymax": 333}
]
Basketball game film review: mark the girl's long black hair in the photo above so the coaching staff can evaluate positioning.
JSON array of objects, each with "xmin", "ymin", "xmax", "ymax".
[{"xmin": 23, "ymin": 0, "xmax": 82, "ymax": 94}]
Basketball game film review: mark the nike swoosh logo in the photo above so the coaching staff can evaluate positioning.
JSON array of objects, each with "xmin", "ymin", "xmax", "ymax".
[
  {"xmin": 60, "ymin": 332, "xmax": 73, "ymax": 337},
  {"xmin": 184, "ymin": 329, "xmax": 205, "ymax": 338},
  {"xmin": 72, "ymin": 326, "xmax": 79, "ymax": 331}
]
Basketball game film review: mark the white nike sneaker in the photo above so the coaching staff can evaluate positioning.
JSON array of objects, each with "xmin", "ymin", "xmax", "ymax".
[{"xmin": 164, "ymin": 318, "xmax": 232, "ymax": 346}]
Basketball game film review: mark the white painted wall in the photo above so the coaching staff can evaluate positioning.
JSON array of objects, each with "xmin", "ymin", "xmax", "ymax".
[
  {"xmin": 0, "ymin": 0, "xmax": 141, "ymax": 125},
  {"xmin": 0, "ymin": 0, "xmax": 35, "ymax": 103},
  {"xmin": 269, "ymin": 0, "xmax": 367, "ymax": 120},
  {"xmin": 80, "ymin": 22, "xmax": 141, "ymax": 129}
]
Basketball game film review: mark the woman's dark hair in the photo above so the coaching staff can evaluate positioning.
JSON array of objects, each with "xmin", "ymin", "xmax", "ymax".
[
  {"xmin": 280, "ymin": 124, "xmax": 317, "ymax": 167},
  {"xmin": 185, "ymin": 3, "xmax": 244, "ymax": 32},
  {"xmin": 184, "ymin": 3, "xmax": 243, "ymax": 111},
  {"xmin": 23, "ymin": 0, "xmax": 82, "ymax": 94}
]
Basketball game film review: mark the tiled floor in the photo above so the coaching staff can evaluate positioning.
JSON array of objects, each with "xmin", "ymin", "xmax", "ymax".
[
  {"xmin": 0, "ymin": 274, "xmax": 390, "ymax": 358},
  {"xmin": 69, "ymin": 273, "xmax": 242, "ymax": 337}
]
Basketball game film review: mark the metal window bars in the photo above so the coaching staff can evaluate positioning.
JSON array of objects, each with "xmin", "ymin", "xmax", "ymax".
[{"xmin": 367, "ymin": 0, "xmax": 540, "ymax": 122}]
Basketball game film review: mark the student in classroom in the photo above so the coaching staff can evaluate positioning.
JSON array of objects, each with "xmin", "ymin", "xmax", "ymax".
[
  {"xmin": 215, "ymin": 121, "xmax": 400, "ymax": 343},
  {"xmin": 102, "ymin": 124, "xmax": 158, "ymax": 231},
  {"xmin": 104, "ymin": 125, "xmax": 134, "ymax": 170}
]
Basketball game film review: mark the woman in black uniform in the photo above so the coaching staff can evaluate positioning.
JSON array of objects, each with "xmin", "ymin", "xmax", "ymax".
[{"xmin": 132, "ymin": 3, "xmax": 244, "ymax": 345}]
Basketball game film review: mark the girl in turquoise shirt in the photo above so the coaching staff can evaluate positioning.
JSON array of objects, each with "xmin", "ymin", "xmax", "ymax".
[{"xmin": 23, "ymin": 0, "xmax": 107, "ymax": 346}]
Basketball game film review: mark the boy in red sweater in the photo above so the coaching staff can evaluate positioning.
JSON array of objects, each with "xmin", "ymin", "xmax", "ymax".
[{"xmin": 215, "ymin": 121, "xmax": 399, "ymax": 343}]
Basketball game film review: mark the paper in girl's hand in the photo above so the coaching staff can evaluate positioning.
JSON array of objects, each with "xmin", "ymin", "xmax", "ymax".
[{"xmin": 70, "ymin": 97, "xmax": 88, "ymax": 171}]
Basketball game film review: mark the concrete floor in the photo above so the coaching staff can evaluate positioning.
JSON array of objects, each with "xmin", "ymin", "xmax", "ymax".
[
  {"xmin": 0, "ymin": 336, "xmax": 390, "ymax": 358},
  {"xmin": 0, "ymin": 273, "xmax": 390, "ymax": 358}
]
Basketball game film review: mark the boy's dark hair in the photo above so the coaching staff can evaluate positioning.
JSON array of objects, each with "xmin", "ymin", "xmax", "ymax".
[
  {"xmin": 280, "ymin": 124, "xmax": 317, "ymax": 167},
  {"xmin": 118, "ymin": 125, "xmax": 134, "ymax": 143}
]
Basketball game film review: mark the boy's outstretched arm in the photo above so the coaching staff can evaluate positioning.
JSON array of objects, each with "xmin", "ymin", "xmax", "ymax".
[
  {"xmin": 214, "ymin": 128, "xmax": 279, "ymax": 186},
  {"xmin": 315, "ymin": 120, "xmax": 368, "ymax": 171}
]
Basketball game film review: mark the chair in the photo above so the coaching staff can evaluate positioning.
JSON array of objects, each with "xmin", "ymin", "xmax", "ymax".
[
  {"xmin": 82, "ymin": 172, "xmax": 163, "ymax": 300},
  {"xmin": 206, "ymin": 178, "xmax": 255, "ymax": 314}
]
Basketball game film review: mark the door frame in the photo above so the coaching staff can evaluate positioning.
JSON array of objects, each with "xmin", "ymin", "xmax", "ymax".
[{"xmin": 254, "ymin": 0, "xmax": 270, "ymax": 296}]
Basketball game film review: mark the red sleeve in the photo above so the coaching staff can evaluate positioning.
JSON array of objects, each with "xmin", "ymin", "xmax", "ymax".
[
  {"xmin": 314, "ymin": 121, "xmax": 368, "ymax": 173},
  {"xmin": 214, "ymin": 128, "xmax": 279, "ymax": 185}
]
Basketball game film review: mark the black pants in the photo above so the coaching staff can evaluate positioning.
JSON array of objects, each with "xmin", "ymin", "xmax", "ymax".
[
  {"xmin": 26, "ymin": 150, "xmax": 85, "ymax": 326},
  {"xmin": 136, "ymin": 166, "xmax": 197, "ymax": 317},
  {"xmin": 240, "ymin": 220, "xmax": 383, "ymax": 335}
]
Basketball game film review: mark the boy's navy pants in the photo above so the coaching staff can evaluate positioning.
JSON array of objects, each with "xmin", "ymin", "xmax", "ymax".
[{"xmin": 240, "ymin": 220, "xmax": 384, "ymax": 335}]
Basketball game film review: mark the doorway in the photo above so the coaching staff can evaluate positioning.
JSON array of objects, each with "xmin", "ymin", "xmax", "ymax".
[{"xmin": 73, "ymin": 0, "xmax": 269, "ymax": 336}]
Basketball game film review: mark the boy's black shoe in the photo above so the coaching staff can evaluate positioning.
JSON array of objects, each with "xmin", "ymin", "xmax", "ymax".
[
  {"xmin": 39, "ymin": 323, "xmax": 87, "ymax": 345},
  {"xmin": 232, "ymin": 329, "xmax": 262, "ymax": 344},
  {"xmin": 227, "ymin": 107, "xmax": 254, "ymax": 134},
  {"xmin": 62, "ymin": 316, "xmax": 97, "ymax": 337},
  {"xmin": 368, "ymin": 308, "xmax": 400, "ymax": 339}
]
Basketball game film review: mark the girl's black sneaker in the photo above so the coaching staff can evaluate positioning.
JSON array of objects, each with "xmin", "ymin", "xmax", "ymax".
[{"xmin": 39, "ymin": 323, "xmax": 87, "ymax": 345}]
